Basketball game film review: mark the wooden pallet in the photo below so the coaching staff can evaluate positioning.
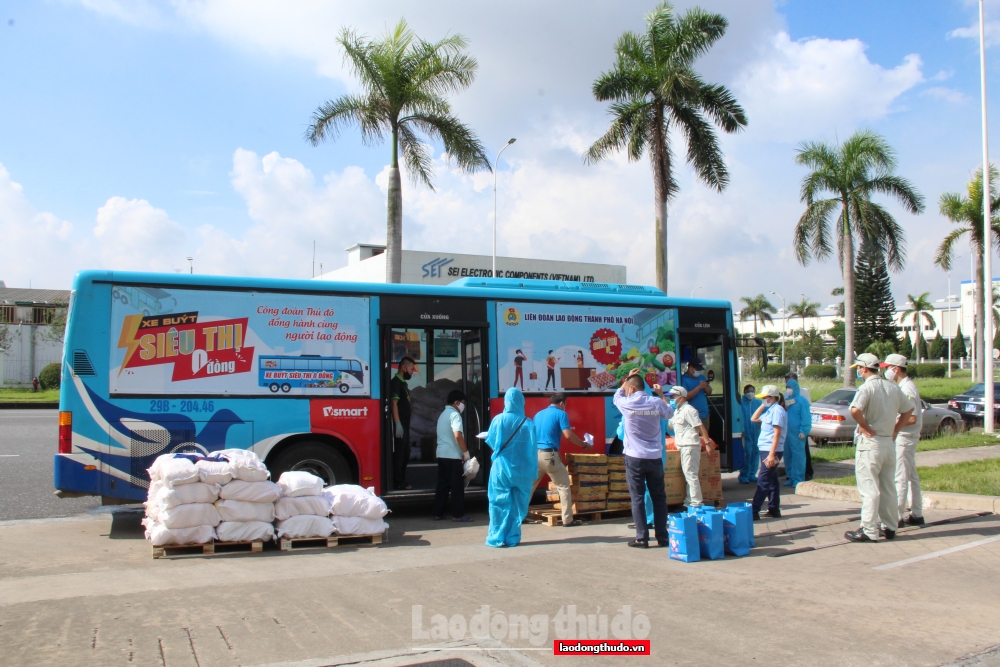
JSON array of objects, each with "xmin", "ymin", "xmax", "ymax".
[
  {"xmin": 151, "ymin": 539, "xmax": 264, "ymax": 559},
  {"xmin": 527, "ymin": 504, "xmax": 633, "ymax": 527},
  {"xmin": 279, "ymin": 533, "xmax": 382, "ymax": 551}
]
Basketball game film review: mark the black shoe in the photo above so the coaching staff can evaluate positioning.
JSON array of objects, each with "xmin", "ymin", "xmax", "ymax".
[
  {"xmin": 845, "ymin": 530, "xmax": 874, "ymax": 543},
  {"xmin": 752, "ymin": 511, "xmax": 761, "ymax": 521},
  {"xmin": 766, "ymin": 508, "xmax": 781, "ymax": 518},
  {"xmin": 628, "ymin": 539, "xmax": 648, "ymax": 548},
  {"xmin": 656, "ymin": 540, "xmax": 670, "ymax": 548},
  {"xmin": 903, "ymin": 514, "xmax": 925, "ymax": 526},
  {"xmin": 878, "ymin": 526, "xmax": 896, "ymax": 540}
]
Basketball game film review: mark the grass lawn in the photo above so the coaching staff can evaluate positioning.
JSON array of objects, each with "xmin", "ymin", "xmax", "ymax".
[
  {"xmin": 0, "ymin": 387, "xmax": 60, "ymax": 402},
  {"xmin": 797, "ymin": 377, "xmax": 976, "ymax": 403},
  {"xmin": 811, "ymin": 432, "xmax": 1000, "ymax": 464},
  {"xmin": 819, "ymin": 457, "xmax": 1000, "ymax": 497}
]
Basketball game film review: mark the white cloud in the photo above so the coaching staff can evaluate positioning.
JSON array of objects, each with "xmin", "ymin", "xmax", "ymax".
[
  {"xmin": 734, "ymin": 32, "xmax": 924, "ymax": 141},
  {"xmin": 72, "ymin": 0, "xmax": 163, "ymax": 26},
  {"xmin": 947, "ymin": 21, "xmax": 1000, "ymax": 46},
  {"xmin": 92, "ymin": 197, "xmax": 188, "ymax": 272},
  {"xmin": 0, "ymin": 164, "xmax": 74, "ymax": 288},
  {"xmin": 921, "ymin": 86, "xmax": 970, "ymax": 104}
]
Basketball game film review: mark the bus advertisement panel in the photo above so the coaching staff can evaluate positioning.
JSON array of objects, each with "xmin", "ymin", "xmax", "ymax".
[
  {"xmin": 109, "ymin": 286, "xmax": 370, "ymax": 396},
  {"xmin": 496, "ymin": 301, "xmax": 678, "ymax": 393}
]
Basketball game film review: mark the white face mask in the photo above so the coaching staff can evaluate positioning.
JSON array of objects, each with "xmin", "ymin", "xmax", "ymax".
[
  {"xmin": 885, "ymin": 368, "xmax": 897, "ymax": 382},
  {"xmin": 784, "ymin": 388, "xmax": 793, "ymax": 399},
  {"xmin": 765, "ymin": 396, "xmax": 777, "ymax": 406},
  {"xmin": 457, "ymin": 402, "xmax": 466, "ymax": 414},
  {"xmin": 744, "ymin": 391, "xmax": 755, "ymax": 400}
]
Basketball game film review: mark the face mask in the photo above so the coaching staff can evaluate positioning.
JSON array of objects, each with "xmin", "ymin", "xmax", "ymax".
[
  {"xmin": 668, "ymin": 399, "xmax": 677, "ymax": 408},
  {"xmin": 856, "ymin": 370, "xmax": 863, "ymax": 380},
  {"xmin": 457, "ymin": 402, "xmax": 465, "ymax": 414},
  {"xmin": 784, "ymin": 388, "xmax": 793, "ymax": 399},
  {"xmin": 885, "ymin": 368, "xmax": 897, "ymax": 382},
  {"xmin": 744, "ymin": 391, "xmax": 755, "ymax": 400},
  {"xmin": 765, "ymin": 397, "xmax": 777, "ymax": 406},
  {"xmin": 402, "ymin": 371, "xmax": 412, "ymax": 380}
]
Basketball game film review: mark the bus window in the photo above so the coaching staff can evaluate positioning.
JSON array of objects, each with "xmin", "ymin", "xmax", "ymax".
[
  {"xmin": 334, "ymin": 360, "xmax": 349, "ymax": 371},
  {"xmin": 279, "ymin": 359, "xmax": 295, "ymax": 370},
  {"xmin": 308, "ymin": 359, "xmax": 322, "ymax": 370},
  {"xmin": 350, "ymin": 360, "xmax": 362, "ymax": 371},
  {"xmin": 321, "ymin": 360, "xmax": 337, "ymax": 371},
  {"xmin": 294, "ymin": 359, "xmax": 310, "ymax": 370}
]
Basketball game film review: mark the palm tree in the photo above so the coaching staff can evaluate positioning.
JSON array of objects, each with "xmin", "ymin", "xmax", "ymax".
[
  {"xmin": 306, "ymin": 20, "xmax": 491, "ymax": 283},
  {"xmin": 793, "ymin": 129, "xmax": 925, "ymax": 386},
  {"xmin": 585, "ymin": 3, "xmax": 747, "ymax": 293},
  {"xmin": 788, "ymin": 297, "xmax": 820, "ymax": 339},
  {"xmin": 901, "ymin": 292, "xmax": 936, "ymax": 361},
  {"xmin": 935, "ymin": 166, "xmax": 1000, "ymax": 380},
  {"xmin": 739, "ymin": 294, "xmax": 776, "ymax": 335}
]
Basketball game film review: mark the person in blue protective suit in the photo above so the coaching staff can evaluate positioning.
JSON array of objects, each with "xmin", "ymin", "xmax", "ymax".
[
  {"xmin": 782, "ymin": 378, "xmax": 812, "ymax": 487},
  {"xmin": 485, "ymin": 387, "xmax": 538, "ymax": 547},
  {"xmin": 739, "ymin": 384, "xmax": 762, "ymax": 484}
]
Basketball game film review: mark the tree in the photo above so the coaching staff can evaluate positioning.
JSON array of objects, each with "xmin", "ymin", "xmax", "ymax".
[
  {"xmin": 929, "ymin": 332, "xmax": 946, "ymax": 359},
  {"xmin": 793, "ymin": 129, "xmax": 925, "ymax": 386},
  {"xmin": 853, "ymin": 238, "xmax": 897, "ymax": 353},
  {"xmin": 829, "ymin": 319, "xmax": 845, "ymax": 355},
  {"xmin": 738, "ymin": 294, "xmax": 776, "ymax": 335},
  {"xmin": 787, "ymin": 327, "xmax": 828, "ymax": 362},
  {"xmin": 788, "ymin": 297, "xmax": 820, "ymax": 339},
  {"xmin": 830, "ymin": 286, "xmax": 845, "ymax": 317},
  {"xmin": 953, "ymin": 325, "xmax": 968, "ymax": 359},
  {"xmin": 586, "ymin": 3, "xmax": 747, "ymax": 293},
  {"xmin": 936, "ymin": 166, "xmax": 1000, "ymax": 379},
  {"xmin": 866, "ymin": 339, "xmax": 896, "ymax": 360},
  {"xmin": 902, "ymin": 292, "xmax": 935, "ymax": 362},
  {"xmin": 899, "ymin": 331, "xmax": 913, "ymax": 359},
  {"xmin": 306, "ymin": 20, "xmax": 490, "ymax": 283},
  {"xmin": 37, "ymin": 303, "xmax": 68, "ymax": 346}
]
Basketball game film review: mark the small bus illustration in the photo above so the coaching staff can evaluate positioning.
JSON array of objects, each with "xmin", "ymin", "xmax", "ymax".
[{"xmin": 257, "ymin": 355, "xmax": 365, "ymax": 393}]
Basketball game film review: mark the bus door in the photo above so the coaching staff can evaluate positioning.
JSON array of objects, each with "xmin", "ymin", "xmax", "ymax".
[
  {"xmin": 677, "ymin": 307, "xmax": 734, "ymax": 470},
  {"xmin": 379, "ymin": 296, "xmax": 490, "ymax": 495}
]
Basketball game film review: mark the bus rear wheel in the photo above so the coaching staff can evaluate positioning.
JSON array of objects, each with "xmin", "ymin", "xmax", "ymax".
[
  {"xmin": 270, "ymin": 442, "xmax": 354, "ymax": 487},
  {"xmin": 269, "ymin": 383, "xmax": 280, "ymax": 393},
  {"xmin": 281, "ymin": 383, "xmax": 291, "ymax": 393}
]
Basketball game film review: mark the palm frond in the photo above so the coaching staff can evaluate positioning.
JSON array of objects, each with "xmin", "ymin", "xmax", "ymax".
[
  {"xmin": 403, "ymin": 112, "xmax": 491, "ymax": 173},
  {"xmin": 793, "ymin": 198, "xmax": 839, "ymax": 265},
  {"xmin": 397, "ymin": 123, "xmax": 434, "ymax": 188},
  {"xmin": 306, "ymin": 94, "xmax": 387, "ymax": 146}
]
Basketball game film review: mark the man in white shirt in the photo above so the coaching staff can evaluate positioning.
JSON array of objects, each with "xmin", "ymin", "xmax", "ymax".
[
  {"xmin": 845, "ymin": 353, "xmax": 913, "ymax": 543},
  {"xmin": 881, "ymin": 353, "xmax": 924, "ymax": 526},
  {"xmin": 432, "ymin": 390, "xmax": 472, "ymax": 522},
  {"xmin": 668, "ymin": 386, "xmax": 710, "ymax": 507}
]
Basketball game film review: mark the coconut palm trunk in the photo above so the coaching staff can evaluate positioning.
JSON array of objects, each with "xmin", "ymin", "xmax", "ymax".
[
  {"xmin": 386, "ymin": 127, "xmax": 403, "ymax": 283},
  {"xmin": 976, "ymin": 249, "xmax": 985, "ymax": 380},
  {"xmin": 652, "ymin": 110, "xmax": 670, "ymax": 293},
  {"xmin": 841, "ymin": 208, "xmax": 856, "ymax": 387}
]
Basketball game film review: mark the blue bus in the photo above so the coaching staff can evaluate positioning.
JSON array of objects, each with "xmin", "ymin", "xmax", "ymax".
[
  {"xmin": 258, "ymin": 355, "xmax": 365, "ymax": 393},
  {"xmin": 54, "ymin": 271, "xmax": 744, "ymax": 503}
]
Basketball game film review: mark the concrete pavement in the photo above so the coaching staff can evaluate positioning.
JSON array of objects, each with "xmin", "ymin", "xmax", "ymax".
[{"xmin": 2, "ymin": 479, "xmax": 1000, "ymax": 667}]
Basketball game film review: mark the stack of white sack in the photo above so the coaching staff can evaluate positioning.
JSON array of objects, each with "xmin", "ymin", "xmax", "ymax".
[
  {"xmin": 210, "ymin": 449, "xmax": 277, "ymax": 543},
  {"xmin": 273, "ymin": 471, "xmax": 335, "ymax": 539},
  {"xmin": 325, "ymin": 484, "xmax": 390, "ymax": 536},
  {"xmin": 143, "ymin": 454, "xmax": 221, "ymax": 547}
]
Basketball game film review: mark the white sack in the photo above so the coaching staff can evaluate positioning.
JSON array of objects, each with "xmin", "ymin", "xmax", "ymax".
[
  {"xmin": 154, "ymin": 482, "xmax": 220, "ymax": 509},
  {"xmin": 148, "ymin": 455, "xmax": 200, "ymax": 488},
  {"xmin": 215, "ymin": 499, "xmax": 275, "ymax": 523},
  {"xmin": 158, "ymin": 502, "xmax": 221, "ymax": 529},
  {"xmin": 276, "ymin": 471, "xmax": 324, "ymax": 497},
  {"xmin": 274, "ymin": 495, "xmax": 333, "ymax": 521},
  {"xmin": 325, "ymin": 485, "xmax": 388, "ymax": 519},
  {"xmin": 331, "ymin": 515, "xmax": 388, "ymax": 536},
  {"xmin": 219, "ymin": 479, "xmax": 280, "ymax": 503},
  {"xmin": 196, "ymin": 459, "xmax": 233, "ymax": 486},
  {"xmin": 215, "ymin": 448, "xmax": 269, "ymax": 481},
  {"xmin": 216, "ymin": 520, "xmax": 274, "ymax": 543},
  {"xmin": 144, "ymin": 521, "xmax": 216, "ymax": 547},
  {"xmin": 275, "ymin": 515, "xmax": 335, "ymax": 539},
  {"xmin": 147, "ymin": 479, "xmax": 164, "ymax": 501}
]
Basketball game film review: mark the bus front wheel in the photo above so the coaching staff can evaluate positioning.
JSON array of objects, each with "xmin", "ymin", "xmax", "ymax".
[
  {"xmin": 339, "ymin": 383, "xmax": 350, "ymax": 393},
  {"xmin": 270, "ymin": 442, "xmax": 354, "ymax": 487}
]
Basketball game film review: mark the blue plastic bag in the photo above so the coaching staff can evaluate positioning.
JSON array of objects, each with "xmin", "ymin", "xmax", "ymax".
[
  {"xmin": 727, "ymin": 502, "xmax": 755, "ymax": 548},
  {"xmin": 668, "ymin": 512, "xmax": 700, "ymax": 562},
  {"xmin": 723, "ymin": 505, "xmax": 751, "ymax": 556},
  {"xmin": 695, "ymin": 509, "xmax": 725, "ymax": 560}
]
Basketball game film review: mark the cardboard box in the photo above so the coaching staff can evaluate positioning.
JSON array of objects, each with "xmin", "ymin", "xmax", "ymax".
[
  {"xmin": 606, "ymin": 456, "xmax": 625, "ymax": 469},
  {"xmin": 573, "ymin": 487, "xmax": 608, "ymax": 501},
  {"xmin": 699, "ymin": 476, "xmax": 723, "ymax": 500},
  {"xmin": 664, "ymin": 473, "xmax": 686, "ymax": 504},
  {"xmin": 665, "ymin": 450, "xmax": 682, "ymax": 474},
  {"xmin": 700, "ymin": 450, "xmax": 721, "ymax": 476},
  {"xmin": 546, "ymin": 492, "xmax": 561, "ymax": 503},
  {"xmin": 566, "ymin": 453, "xmax": 608, "ymax": 465},
  {"xmin": 568, "ymin": 465, "xmax": 608, "ymax": 476},
  {"xmin": 554, "ymin": 501, "xmax": 606, "ymax": 512},
  {"xmin": 608, "ymin": 481, "xmax": 629, "ymax": 492},
  {"xmin": 609, "ymin": 471, "xmax": 627, "ymax": 482},
  {"xmin": 606, "ymin": 492, "xmax": 631, "ymax": 502},
  {"xmin": 606, "ymin": 500, "xmax": 631, "ymax": 511},
  {"xmin": 568, "ymin": 473, "xmax": 606, "ymax": 484}
]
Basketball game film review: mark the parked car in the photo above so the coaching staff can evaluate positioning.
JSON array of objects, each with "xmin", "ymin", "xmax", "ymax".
[
  {"xmin": 809, "ymin": 388, "xmax": 960, "ymax": 445},
  {"xmin": 947, "ymin": 383, "xmax": 1000, "ymax": 426}
]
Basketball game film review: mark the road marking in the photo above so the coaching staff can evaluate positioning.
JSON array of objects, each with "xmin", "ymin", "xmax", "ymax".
[
  {"xmin": 0, "ymin": 454, "xmax": 20, "ymax": 457},
  {"xmin": 875, "ymin": 534, "xmax": 1000, "ymax": 570}
]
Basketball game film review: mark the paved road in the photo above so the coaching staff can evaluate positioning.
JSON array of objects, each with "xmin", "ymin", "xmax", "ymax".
[{"xmin": 0, "ymin": 410, "xmax": 101, "ymax": 522}]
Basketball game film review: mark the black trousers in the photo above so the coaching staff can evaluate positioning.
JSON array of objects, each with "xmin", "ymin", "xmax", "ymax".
[
  {"xmin": 752, "ymin": 451, "xmax": 783, "ymax": 513},
  {"xmin": 393, "ymin": 423, "xmax": 410, "ymax": 488},
  {"xmin": 433, "ymin": 458, "xmax": 466, "ymax": 518},
  {"xmin": 624, "ymin": 455, "xmax": 668, "ymax": 543},
  {"xmin": 805, "ymin": 445, "xmax": 814, "ymax": 480},
  {"xmin": 546, "ymin": 368, "xmax": 556, "ymax": 389}
]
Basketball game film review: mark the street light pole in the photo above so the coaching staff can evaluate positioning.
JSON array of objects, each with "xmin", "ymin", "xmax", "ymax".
[
  {"xmin": 771, "ymin": 291, "xmax": 786, "ymax": 365},
  {"xmin": 186, "ymin": 257, "xmax": 193, "ymax": 274},
  {"xmin": 690, "ymin": 286, "xmax": 703, "ymax": 298},
  {"xmin": 493, "ymin": 138, "xmax": 516, "ymax": 280},
  {"xmin": 979, "ymin": 0, "xmax": 994, "ymax": 434}
]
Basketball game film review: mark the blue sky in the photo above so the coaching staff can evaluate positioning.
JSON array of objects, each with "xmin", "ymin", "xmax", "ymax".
[{"xmin": 3, "ymin": 0, "xmax": 1000, "ymax": 312}]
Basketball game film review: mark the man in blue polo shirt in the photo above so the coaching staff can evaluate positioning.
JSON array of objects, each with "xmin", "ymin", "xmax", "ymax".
[
  {"xmin": 530, "ymin": 393, "xmax": 591, "ymax": 526},
  {"xmin": 680, "ymin": 358, "xmax": 712, "ymax": 432}
]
